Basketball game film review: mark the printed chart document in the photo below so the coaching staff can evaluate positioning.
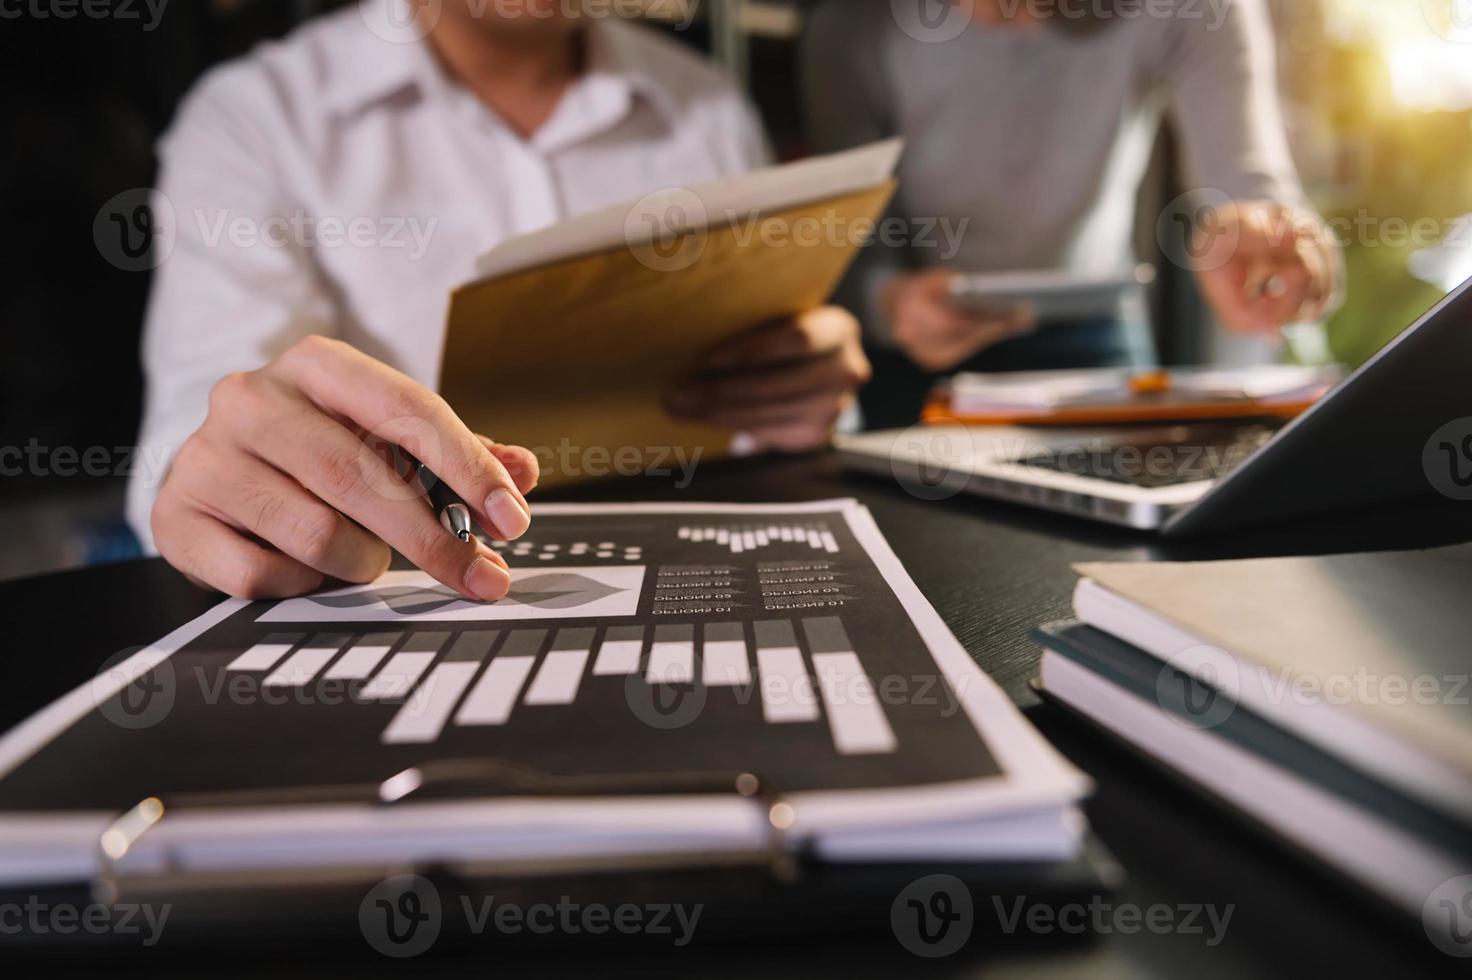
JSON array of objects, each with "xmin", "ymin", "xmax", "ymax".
[{"xmin": 0, "ymin": 501, "xmax": 1086, "ymax": 887}]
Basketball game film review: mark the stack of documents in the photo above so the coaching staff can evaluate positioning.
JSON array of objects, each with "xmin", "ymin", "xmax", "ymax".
[
  {"xmin": 1034, "ymin": 545, "xmax": 1472, "ymax": 932},
  {"xmin": 947, "ymin": 365, "xmax": 1338, "ymax": 419},
  {"xmin": 0, "ymin": 501, "xmax": 1089, "ymax": 891}
]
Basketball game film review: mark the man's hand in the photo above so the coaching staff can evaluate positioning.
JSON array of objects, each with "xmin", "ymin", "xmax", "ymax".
[
  {"xmin": 1192, "ymin": 200, "xmax": 1339, "ymax": 335},
  {"xmin": 664, "ymin": 306, "xmax": 871, "ymax": 453},
  {"xmin": 883, "ymin": 268, "xmax": 1036, "ymax": 373},
  {"xmin": 152, "ymin": 335, "xmax": 539, "ymax": 600}
]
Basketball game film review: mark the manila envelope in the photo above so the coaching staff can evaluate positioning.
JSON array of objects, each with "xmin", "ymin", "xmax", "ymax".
[{"xmin": 440, "ymin": 181, "xmax": 895, "ymax": 487}]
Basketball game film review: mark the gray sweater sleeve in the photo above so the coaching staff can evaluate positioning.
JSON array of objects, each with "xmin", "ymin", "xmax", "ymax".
[{"xmin": 1159, "ymin": 0, "xmax": 1305, "ymax": 205}]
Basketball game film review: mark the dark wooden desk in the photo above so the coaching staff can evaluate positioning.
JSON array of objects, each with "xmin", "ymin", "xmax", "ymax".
[{"xmin": 4, "ymin": 453, "xmax": 1467, "ymax": 977}]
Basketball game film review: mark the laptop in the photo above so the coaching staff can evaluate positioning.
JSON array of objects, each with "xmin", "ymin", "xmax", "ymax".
[{"xmin": 837, "ymin": 275, "xmax": 1472, "ymax": 536}]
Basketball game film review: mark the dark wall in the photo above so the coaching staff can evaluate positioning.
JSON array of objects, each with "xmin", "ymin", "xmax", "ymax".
[{"xmin": 0, "ymin": 1, "xmax": 325, "ymax": 498}]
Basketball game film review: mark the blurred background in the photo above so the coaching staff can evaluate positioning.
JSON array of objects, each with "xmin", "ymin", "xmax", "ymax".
[{"xmin": 2, "ymin": 0, "xmax": 1469, "ymax": 581}]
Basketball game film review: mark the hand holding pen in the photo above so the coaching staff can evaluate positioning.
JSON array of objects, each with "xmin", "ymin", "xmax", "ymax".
[
  {"xmin": 151, "ymin": 336, "xmax": 539, "ymax": 601},
  {"xmin": 1190, "ymin": 200, "xmax": 1340, "ymax": 336}
]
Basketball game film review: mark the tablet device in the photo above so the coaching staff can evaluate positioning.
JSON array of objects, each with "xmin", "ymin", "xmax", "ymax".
[{"xmin": 949, "ymin": 265, "xmax": 1155, "ymax": 322}]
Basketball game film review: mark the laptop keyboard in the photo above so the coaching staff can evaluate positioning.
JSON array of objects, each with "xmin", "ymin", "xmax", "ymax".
[{"xmin": 1008, "ymin": 424, "xmax": 1280, "ymax": 489}]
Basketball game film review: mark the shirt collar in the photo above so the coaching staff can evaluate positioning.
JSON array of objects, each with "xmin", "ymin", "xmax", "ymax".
[
  {"xmin": 324, "ymin": 1, "xmax": 448, "ymax": 116},
  {"xmin": 328, "ymin": 1, "xmax": 681, "ymax": 130}
]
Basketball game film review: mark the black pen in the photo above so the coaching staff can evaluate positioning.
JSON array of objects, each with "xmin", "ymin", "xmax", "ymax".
[{"xmin": 401, "ymin": 451, "xmax": 474, "ymax": 543}]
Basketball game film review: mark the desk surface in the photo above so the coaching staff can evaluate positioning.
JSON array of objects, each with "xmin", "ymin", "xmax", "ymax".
[{"xmin": 4, "ymin": 452, "xmax": 1468, "ymax": 978}]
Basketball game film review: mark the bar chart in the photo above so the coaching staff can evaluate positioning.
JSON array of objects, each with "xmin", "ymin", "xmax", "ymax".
[
  {"xmin": 224, "ymin": 616, "xmax": 896, "ymax": 756},
  {"xmin": 676, "ymin": 523, "xmax": 840, "ymax": 555}
]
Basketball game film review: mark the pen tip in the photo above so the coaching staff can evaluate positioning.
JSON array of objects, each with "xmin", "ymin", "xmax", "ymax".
[{"xmin": 457, "ymin": 529, "xmax": 471, "ymax": 543}]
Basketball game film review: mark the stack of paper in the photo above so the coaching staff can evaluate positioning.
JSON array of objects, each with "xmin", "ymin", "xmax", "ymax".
[
  {"xmin": 950, "ymin": 365, "xmax": 1339, "ymax": 415},
  {"xmin": 0, "ymin": 500, "xmax": 1089, "ymax": 888}
]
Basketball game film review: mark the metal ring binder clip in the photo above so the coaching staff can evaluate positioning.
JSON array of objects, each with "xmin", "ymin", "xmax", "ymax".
[{"xmin": 93, "ymin": 761, "xmax": 803, "ymax": 904}]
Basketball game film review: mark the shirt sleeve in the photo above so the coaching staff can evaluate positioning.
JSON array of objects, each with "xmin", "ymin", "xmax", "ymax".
[
  {"xmin": 126, "ymin": 64, "xmax": 339, "ymax": 554},
  {"xmin": 801, "ymin": 0, "xmax": 909, "ymax": 347},
  {"xmin": 1158, "ymin": 0, "xmax": 1343, "ymax": 315},
  {"xmin": 1159, "ymin": 0, "xmax": 1304, "ymax": 204}
]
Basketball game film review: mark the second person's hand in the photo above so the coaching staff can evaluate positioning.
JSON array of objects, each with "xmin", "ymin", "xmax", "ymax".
[
  {"xmin": 883, "ymin": 268, "xmax": 1037, "ymax": 373},
  {"xmin": 664, "ymin": 306, "xmax": 871, "ymax": 453}
]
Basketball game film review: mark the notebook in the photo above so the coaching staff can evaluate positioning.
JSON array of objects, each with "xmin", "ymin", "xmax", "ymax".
[{"xmin": 1071, "ymin": 544, "xmax": 1472, "ymax": 824}]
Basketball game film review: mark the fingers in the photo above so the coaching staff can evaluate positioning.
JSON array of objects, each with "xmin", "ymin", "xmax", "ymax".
[
  {"xmin": 700, "ymin": 306, "xmax": 854, "ymax": 370},
  {"xmin": 902, "ymin": 314, "xmax": 1032, "ymax": 373},
  {"xmin": 478, "ymin": 437, "xmax": 540, "ymax": 496},
  {"xmin": 699, "ymin": 390, "xmax": 848, "ymax": 431},
  {"xmin": 667, "ymin": 353, "xmax": 860, "ymax": 416},
  {"xmin": 215, "ymin": 376, "xmax": 513, "ymax": 601},
  {"xmin": 270, "ymin": 336, "xmax": 531, "ymax": 540},
  {"xmin": 887, "ymin": 268, "xmax": 1035, "ymax": 372},
  {"xmin": 1194, "ymin": 201, "xmax": 1339, "ymax": 333},
  {"xmin": 173, "ymin": 444, "xmax": 391, "ymax": 585},
  {"xmin": 742, "ymin": 401, "xmax": 853, "ymax": 454},
  {"xmin": 153, "ymin": 503, "xmax": 323, "ymax": 599},
  {"xmin": 1203, "ymin": 256, "xmax": 1312, "ymax": 334}
]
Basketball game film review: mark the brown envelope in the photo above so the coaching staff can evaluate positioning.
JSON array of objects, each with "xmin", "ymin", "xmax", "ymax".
[{"xmin": 440, "ymin": 181, "xmax": 896, "ymax": 487}]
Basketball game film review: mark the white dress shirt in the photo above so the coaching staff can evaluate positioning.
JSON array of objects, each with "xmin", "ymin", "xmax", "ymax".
[{"xmin": 127, "ymin": 2, "xmax": 768, "ymax": 551}]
